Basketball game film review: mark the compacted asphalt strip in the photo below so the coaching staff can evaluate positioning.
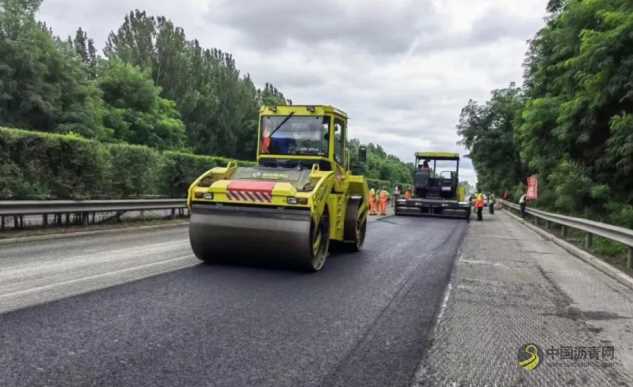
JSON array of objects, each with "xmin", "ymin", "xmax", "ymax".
[{"xmin": 0, "ymin": 214, "xmax": 467, "ymax": 387}]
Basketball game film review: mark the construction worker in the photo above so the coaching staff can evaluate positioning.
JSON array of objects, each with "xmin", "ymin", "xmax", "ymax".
[
  {"xmin": 519, "ymin": 192, "xmax": 527, "ymax": 219},
  {"xmin": 379, "ymin": 188, "xmax": 389, "ymax": 216},
  {"xmin": 475, "ymin": 193, "xmax": 485, "ymax": 221},
  {"xmin": 369, "ymin": 188, "xmax": 377, "ymax": 215},
  {"xmin": 489, "ymin": 193, "xmax": 496, "ymax": 215},
  {"xmin": 419, "ymin": 160, "xmax": 430, "ymax": 171},
  {"xmin": 404, "ymin": 188, "xmax": 412, "ymax": 200}
]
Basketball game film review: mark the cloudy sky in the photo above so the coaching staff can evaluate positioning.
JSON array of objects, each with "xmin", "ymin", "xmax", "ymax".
[{"xmin": 38, "ymin": 0, "xmax": 549, "ymax": 185}]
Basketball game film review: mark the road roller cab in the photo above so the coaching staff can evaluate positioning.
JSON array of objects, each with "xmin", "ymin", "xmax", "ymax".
[{"xmin": 187, "ymin": 105, "xmax": 369, "ymax": 271}]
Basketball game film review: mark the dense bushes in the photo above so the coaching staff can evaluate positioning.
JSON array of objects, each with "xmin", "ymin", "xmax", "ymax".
[
  {"xmin": 159, "ymin": 151, "xmax": 236, "ymax": 198},
  {"xmin": 0, "ymin": 127, "xmax": 407, "ymax": 200},
  {"xmin": 0, "ymin": 127, "xmax": 254, "ymax": 199}
]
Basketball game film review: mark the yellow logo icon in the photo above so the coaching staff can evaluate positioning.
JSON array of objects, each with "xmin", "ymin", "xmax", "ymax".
[{"xmin": 518, "ymin": 343, "xmax": 543, "ymax": 371}]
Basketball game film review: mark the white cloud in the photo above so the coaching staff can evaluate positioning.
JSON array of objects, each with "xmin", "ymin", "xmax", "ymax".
[{"xmin": 37, "ymin": 0, "xmax": 549, "ymax": 186}]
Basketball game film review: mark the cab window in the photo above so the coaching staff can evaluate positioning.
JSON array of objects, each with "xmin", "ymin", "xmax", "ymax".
[{"xmin": 334, "ymin": 118, "xmax": 345, "ymax": 164}]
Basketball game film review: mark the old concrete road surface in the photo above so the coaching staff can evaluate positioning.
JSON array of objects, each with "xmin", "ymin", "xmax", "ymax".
[
  {"xmin": 414, "ymin": 211, "xmax": 633, "ymax": 387},
  {"xmin": 0, "ymin": 215, "xmax": 467, "ymax": 387}
]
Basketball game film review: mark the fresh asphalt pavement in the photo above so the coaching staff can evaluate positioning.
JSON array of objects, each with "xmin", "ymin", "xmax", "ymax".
[{"xmin": 0, "ymin": 215, "xmax": 467, "ymax": 387}]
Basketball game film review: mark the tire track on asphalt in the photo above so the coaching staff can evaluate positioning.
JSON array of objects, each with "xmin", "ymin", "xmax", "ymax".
[{"xmin": 321, "ymin": 219, "xmax": 467, "ymax": 387}]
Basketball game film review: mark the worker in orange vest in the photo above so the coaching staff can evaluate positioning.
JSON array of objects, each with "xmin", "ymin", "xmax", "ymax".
[
  {"xmin": 404, "ymin": 189, "xmax": 412, "ymax": 200},
  {"xmin": 475, "ymin": 193, "xmax": 485, "ymax": 221},
  {"xmin": 379, "ymin": 189, "xmax": 389, "ymax": 216},
  {"xmin": 369, "ymin": 188, "xmax": 377, "ymax": 215}
]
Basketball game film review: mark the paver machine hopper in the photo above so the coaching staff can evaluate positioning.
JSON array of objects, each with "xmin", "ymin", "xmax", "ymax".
[{"xmin": 187, "ymin": 105, "xmax": 369, "ymax": 271}]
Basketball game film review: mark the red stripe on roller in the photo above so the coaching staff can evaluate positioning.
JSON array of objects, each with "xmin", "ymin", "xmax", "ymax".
[
  {"xmin": 225, "ymin": 181, "xmax": 275, "ymax": 203},
  {"xmin": 228, "ymin": 180, "xmax": 275, "ymax": 193}
]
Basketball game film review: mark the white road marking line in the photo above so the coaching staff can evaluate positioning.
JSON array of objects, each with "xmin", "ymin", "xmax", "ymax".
[
  {"xmin": 0, "ymin": 254, "xmax": 195, "ymax": 301},
  {"xmin": 0, "ymin": 240, "xmax": 190, "ymax": 279}
]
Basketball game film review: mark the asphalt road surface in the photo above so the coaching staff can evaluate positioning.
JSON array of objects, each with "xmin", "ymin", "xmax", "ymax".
[{"xmin": 0, "ymin": 216, "xmax": 467, "ymax": 387}]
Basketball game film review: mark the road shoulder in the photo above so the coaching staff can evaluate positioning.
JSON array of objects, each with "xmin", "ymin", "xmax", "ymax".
[{"xmin": 412, "ymin": 211, "xmax": 633, "ymax": 386}]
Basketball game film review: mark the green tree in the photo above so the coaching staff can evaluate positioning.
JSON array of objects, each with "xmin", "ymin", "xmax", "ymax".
[
  {"xmin": 458, "ymin": 85, "xmax": 525, "ymax": 194},
  {"xmin": 97, "ymin": 59, "xmax": 186, "ymax": 149},
  {"xmin": 351, "ymin": 142, "xmax": 413, "ymax": 186},
  {"xmin": 0, "ymin": 0, "xmax": 104, "ymax": 137},
  {"xmin": 72, "ymin": 27, "xmax": 96, "ymax": 77},
  {"xmin": 546, "ymin": 0, "xmax": 566, "ymax": 13},
  {"xmin": 104, "ymin": 10, "xmax": 288, "ymax": 158},
  {"xmin": 459, "ymin": 0, "xmax": 633, "ymax": 226},
  {"xmin": 258, "ymin": 83, "xmax": 287, "ymax": 106}
]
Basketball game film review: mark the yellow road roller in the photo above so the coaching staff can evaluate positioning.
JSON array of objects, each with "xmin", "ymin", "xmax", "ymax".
[{"xmin": 187, "ymin": 105, "xmax": 369, "ymax": 271}]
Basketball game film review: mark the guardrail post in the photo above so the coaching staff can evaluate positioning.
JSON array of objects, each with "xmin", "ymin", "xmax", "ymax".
[
  {"xmin": 1, "ymin": 215, "xmax": 4, "ymax": 231},
  {"xmin": 561, "ymin": 225, "xmax": 567, "ymax": 238},
  {"xmin": 43, "ymin": 214, "xmax": 48, "ymax": 227},
  {"xmin": 627, "ymin": 248, "xmax": 633, "ymax": 270},
  {"xmin": 584, "ymin": 233, "xmax": 593, "ymax": 249}
]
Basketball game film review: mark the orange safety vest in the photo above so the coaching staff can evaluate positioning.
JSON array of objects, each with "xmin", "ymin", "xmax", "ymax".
[{"xmin": 475, "ymin": 195, "xmax": 484, "ymax": 209}]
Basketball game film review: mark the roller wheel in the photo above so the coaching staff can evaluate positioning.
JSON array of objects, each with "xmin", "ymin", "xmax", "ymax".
[
  {"xmin": 342, "ymin": 200, "xmax": 366, "ymax": 252},
  {"xmin": 302, "ymin": 210, "xmax": 330, "ymax": 272}
]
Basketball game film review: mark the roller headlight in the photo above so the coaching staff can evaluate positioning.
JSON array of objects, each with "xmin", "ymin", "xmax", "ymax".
[{"xmin": 287, "ymin": 197, "xmax": 308, "ymax": 205}]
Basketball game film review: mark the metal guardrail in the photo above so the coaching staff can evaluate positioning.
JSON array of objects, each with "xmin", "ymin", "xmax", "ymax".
[
  {"xmin": 499, "ymin": 199, "xmax": 633, "ymax": 270},
  {"xmin": 0, "ymin": 199, "xmax": 187, "ymax": 230},
  {"xmin": 0, "ymin": 199, "xmax": 186, "ymax": 216}
]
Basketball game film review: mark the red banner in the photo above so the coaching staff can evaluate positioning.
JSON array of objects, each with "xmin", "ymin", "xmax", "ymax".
[{"xmin": 527, "ymin": 175, "xmax": 538, "ymax": 200}]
